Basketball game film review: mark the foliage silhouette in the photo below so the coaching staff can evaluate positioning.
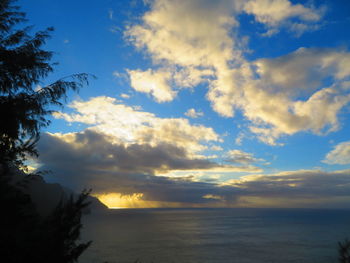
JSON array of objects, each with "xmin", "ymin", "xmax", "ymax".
[
  {"xmin": 339, "ymin": 239, "xmax": 350, "ymax": 263},
  {"xmin": 0, "ymin": 0, "xmax": 93, "ymax": 262},
  {"xmin": 0, "ymin": 0, "xmax": 93, "ymax": 168},
  {"xmin": 0, "ymin": 172, "xmax": 92, "ymax": 263},
  {"xmin": 41, "ymin": 189, "xmax": 92, "ymax": 263}
]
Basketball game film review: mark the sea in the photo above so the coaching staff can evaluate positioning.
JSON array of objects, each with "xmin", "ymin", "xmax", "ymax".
[{"xmin": 79, "ymin": 208, "xmax": 350, "ymax": 263}]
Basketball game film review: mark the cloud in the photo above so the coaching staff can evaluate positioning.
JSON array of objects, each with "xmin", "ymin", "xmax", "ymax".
[
  {"xmin": 227, "ymin": 169, "xmax": 350, "ymax": 196},
  {"xmin": 210, "ymin": 48, "xmax": 350, "ymax": 145},
  {"xmin": 125, "ymin": 0, "xmax": 239, "ymax": 68},
  {"xmin": 222, "ymin": 169, "xmax": 350, "ymax": 208},
  {"xmin": 210, "ymin": 145, "xmax": 223, "ymax": 151},
  {"xmin": 202, "ymin": 194, "xmax": 223, "ymax": 200},
  {"xmin": 37, "ymin": 132, "xmax": 350, "ymax": 208},
  {"xmin": 243, "ymin": 0, "xmax": 324, "ymax": 36},
  {"xmin": 323, "ymin": 141, "xmax": 350, "ymax": 165},
  {"xmin": 245, "ymin": 86, "xmax": 350, "ymax": 145},
  {"xmin": 125, "ymin": 0, "xmax": 242, "ymax": 109},
  {"xmin": 47, "ymin": 95, "xmax": 261, "ymax": 183},
  {"xmin": 120, "ymin": 93, "xmax": 131, "ymax": 99},
  {"xmin": 127, "ymin": 67, "xmax": 213, "ymax": 102},
  {"xmin": 39, "ymin": 95, "xmax": 350, "ymax": 208},
  {"xmin": 185, "ymin": 108, "xmax": 203, "ymax": 118},
  {"xmin": 37, "ymin": 95, "xmax": 271, "ymax": 207},
  {"xmin": 127, "ymin": 69, "xmax": 175, "ymax": 102},
  {"xmin": 53, "ymin": 96, "xmax": 222, "ymax": 154},
  {"xmin": 244, "ymin": 0, "xmax": 321, "ymax": 23},
  {"xmin": 225, "ymin": 150, "xmax": 263, "ymax": 164},
  {"xmin": 39, "ymin": 130, "xmax": 224, "ymax": 176},
  {"xmin": 125, "ymin": 0, "xmax": 322, "ymax": 74},
  {"xmin": 36, "ymin": 130, "xmax": 251, "ymax": 206},
  {"xmin": 241, "ymin": 48, "xmax": 350, "ymax": 144},
  {"xmin": 123, "ymin": 0, "xmax": 343, "ymax": 145},
  {"xmin": 173, "ymin": 67, "xmax": 214, "ymax": 88},
  {"xmin": 254, "ymin": 48, "xmax": 350, "ymax": 94}
]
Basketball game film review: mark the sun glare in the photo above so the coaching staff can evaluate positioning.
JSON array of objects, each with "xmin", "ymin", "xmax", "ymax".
[
  {"xmin": 95, "ymin": 193, "xmax": 145, "ymax": 209},
  {"xmin": 95, "ymin": 192, "xmax": 217, "ymax": 209}
]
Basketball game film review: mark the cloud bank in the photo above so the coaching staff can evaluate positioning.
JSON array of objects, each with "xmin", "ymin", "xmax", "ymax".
[
  {"xmin": 37, "ymin": 130, "xmax": 350, "ymax": 208},
  {"xmin": 33, "ymin": 96, "xmax": 350, "ymax": 208}
]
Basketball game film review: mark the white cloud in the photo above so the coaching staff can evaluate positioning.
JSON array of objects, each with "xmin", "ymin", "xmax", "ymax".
[
  {"xmin": 125, "ymin": 0, "xmax": 239, "ymax": 67},
  {"xmin": 205, "ymin": 48, "xmax": 350, "ymax": 145},
  {"xmin": 124, "ymin": 0, "xmax": 336, "ymax": 145},
  {"xmin": 244, "ymin": 86, "xmax": 350, "ymax": 145},
  {"xmin": 49, "ymin": 96, "xmax": 265, "ymax": 195},
  {"xmin": 323, "ymin": 141, "xmax": 350, "ymax": 165},
  {"xmin": 243, "ymin": 0, "xmax": 323, "ymax": 35},
  {"xmin": 241, "ymin": 48, "xmax": 350, "ymax": 144},
  {"xmin": 185, "ymin": 108, "xmax": 203, "ymax": 118},
  {"xmin": 125, "ymin": 0, "xmax": 243, "ymax": 108},
  {"xmin": 53, "ymin": 96, "xmax": 221, "ymax": 154},
  {"xmin": 210, "ymin": 145, "xmax": 223, "ymax": 151},
  {"xmin": 173, "ymin": 67, "xmax": 213, "ymax": 88},
  {"xmin": 41, "ymin": 96, "xmax": 350, "ymax": 208},
  {"xmin": 120, "ymin": 93, "xmax": 131, "ymax": 99},
  {"xmin": 127, "ymin": 69, "xmax": 175, "ymax": 102}
]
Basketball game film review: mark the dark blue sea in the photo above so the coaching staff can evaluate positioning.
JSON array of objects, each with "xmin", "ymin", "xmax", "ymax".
[{"xmin": 80, "ymin": 208, "xmax": 350, "ymax": 263}]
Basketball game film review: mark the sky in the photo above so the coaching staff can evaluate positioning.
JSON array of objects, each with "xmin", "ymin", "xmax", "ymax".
[{"xmin": 21, "ymin": 0, "xmax": 350, "ymax": 209}]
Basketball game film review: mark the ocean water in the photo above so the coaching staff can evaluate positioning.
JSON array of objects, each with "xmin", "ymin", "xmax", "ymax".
[{"xmin": 80, "ymin": 208, "xmax": 350, "ymax": 263}]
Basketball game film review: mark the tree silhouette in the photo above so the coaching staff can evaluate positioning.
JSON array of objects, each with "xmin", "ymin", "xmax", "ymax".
[
  {"xmin": 339, "ymin": 239, "xmax": 350, "ymax": 263},
  {"xmin": 0, "ymin": 0, "xmax": 91, "ymax": 169},
  {"xmin": 0, "ymin": 172, "xmax": 92, "ymax": 263},
  {"xmin": 0, "ymin": 0, "xmax": 93, "ymax": 262},
  {"xmin": 41, "ymin": 190, "xmax": 93, "ymax": 263}
]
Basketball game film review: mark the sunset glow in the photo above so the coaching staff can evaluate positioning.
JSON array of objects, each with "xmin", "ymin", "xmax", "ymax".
[
  {"xmin": 96, "ymin": 193, "xmax": 145, "ymax": 209},
  {"xmin": 95, "ymin": 193, "xmax": 209, "ymax": 209}
]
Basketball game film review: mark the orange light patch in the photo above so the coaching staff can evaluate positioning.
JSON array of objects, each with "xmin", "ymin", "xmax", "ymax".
[
  {"xmin": 95, "ymin": 193, "xmax": 145, "ymax": 209},
  {"xmin": 94, "ymin": 192, "xmax": 225, "ymax": 209}
]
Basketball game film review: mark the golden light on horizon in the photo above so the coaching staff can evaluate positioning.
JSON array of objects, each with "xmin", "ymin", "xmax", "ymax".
[
  {"xmin": 95, "ymin": 193, "xmax": 145, "ymax": 209},
  {"xmin": 94, "ymin": 192, "xmax": 225, "ymax": 209},
  {"xmin": 95, "ymin": 192, "xmax": 186, "ymax": 209}
]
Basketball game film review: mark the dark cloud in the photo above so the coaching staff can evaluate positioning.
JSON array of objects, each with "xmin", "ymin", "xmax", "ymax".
[
  {"xmin": 37, "ymin": 130, "xmax": 350, "ymax": 207},
  {"xmin": 37, "ymin": 130, "xmax": 240, "ymax": 204},
  {"xmin": 234, "ymin": 170, "xmax": 350, "ymax": 198},
  {"xmin": 38, "ymin": 130, "xmax": 221, "ymax": 174},
  {"xmin": 225, "ymin": 150, "xmax": 260, "ymax": 165}
]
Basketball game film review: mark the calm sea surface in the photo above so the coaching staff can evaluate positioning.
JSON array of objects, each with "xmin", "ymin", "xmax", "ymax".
[{"xmin": 80, "ymin": 208, "xmax": 350, "ymax": 263}]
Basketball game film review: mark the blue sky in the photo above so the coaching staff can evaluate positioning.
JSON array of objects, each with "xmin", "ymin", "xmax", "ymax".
[{"xmin": 22, "ymin": 0, "xmax": 350, "ymax": 208}]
